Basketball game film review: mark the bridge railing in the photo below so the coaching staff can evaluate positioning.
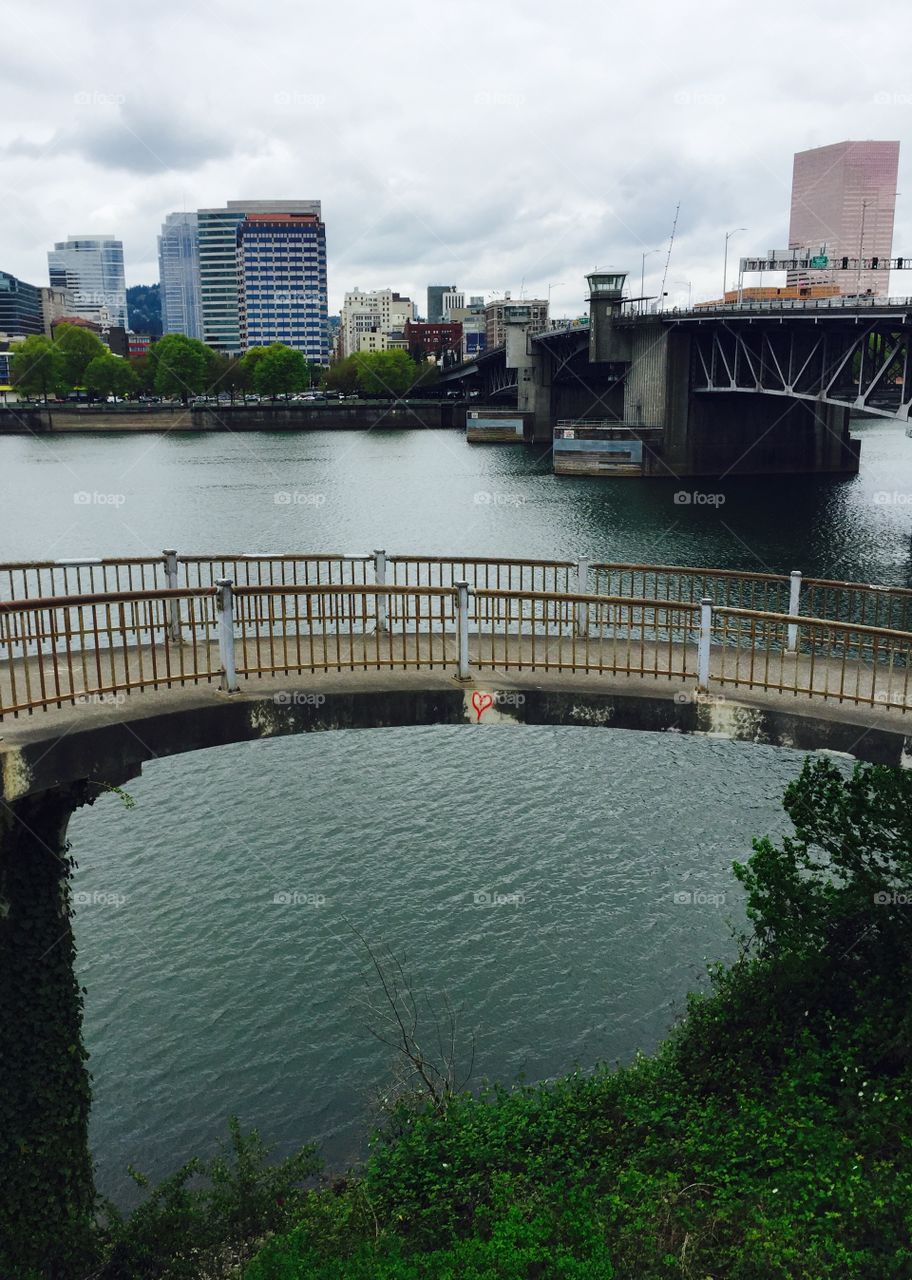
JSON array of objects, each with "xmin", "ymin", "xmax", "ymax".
[
  {"xmin": 4, "ymin": 576, "xmax": 912, "ymax": 718},
  {"xmin": 5, "ymin": 552, "xmax": 912, "ymax": 638},
  {"xmin": 471, "ymin": 590, "xmax": 700, "ymax": 678},
  {"xmin": 592, "ymin": 563, "xmax": 912, "ymax": 634},
  {"xmin": 0, "ymin": 557, "xmax": 167, "ymax": 603},
  {"xmin": 0, "ymin": 586, "xmax": 221, "ymax": 716},
  {"xmin": 713, "ymin": 606, "xmax": 912, "ymax": 710}
]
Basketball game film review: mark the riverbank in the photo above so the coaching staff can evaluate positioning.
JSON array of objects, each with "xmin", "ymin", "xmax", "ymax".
[{"xmin": 0, "ymin": 400, "xmax": 467, "ymax": 433}]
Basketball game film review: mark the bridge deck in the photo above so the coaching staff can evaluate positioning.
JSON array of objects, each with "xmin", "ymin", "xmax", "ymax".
[{"xmin": 1, "ymin": 631, "xmax": 909, "ymax": 728}]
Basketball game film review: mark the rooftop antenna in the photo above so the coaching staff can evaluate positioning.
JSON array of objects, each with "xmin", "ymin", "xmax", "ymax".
[{"xmin": 657, "ymin": 201, "xmax": 681, "ymax": 311}]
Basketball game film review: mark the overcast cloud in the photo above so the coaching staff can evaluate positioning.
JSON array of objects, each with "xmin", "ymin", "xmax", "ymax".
[{"xmin": 2, "ymin": 0, "xmax": 910, "ymax": 316}]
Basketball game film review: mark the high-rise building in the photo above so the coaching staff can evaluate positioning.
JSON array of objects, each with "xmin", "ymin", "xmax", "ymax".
[
  {"xmin": 788, "ymin": 140, "xmax": 899, "ymax": 297},
  {"xmin": 441, "ymin": 290, "xmax": 464, "ymax": 319},
  {"xmin": 238, "ymin": 211, "xmax": 329, "ymax": 363},
  {"xmin": 158, "ymin": 212, "xmax": 202, "ymax": 339},
  {"xmin": 427, "ymin": 284, "xmax": 456, "ymax": 323},
  {"xmin": 197, "ymin": 200, "xmax": 322, "ymax": 354},
  {"xmin": 0, "ymin": 271, "xmax": 44, "ymax": 337},
  {"xmin": 340, "ymin": 289, "xmax": 414, "ymax": 357},
  {"xmin": 47, "ymin": 235, "xmax": 127, "ymax": 328}
]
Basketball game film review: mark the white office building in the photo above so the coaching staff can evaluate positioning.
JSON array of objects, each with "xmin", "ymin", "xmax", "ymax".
[
  {"xmin": 47, "ymin": 235, "xmax": 127, "ymax": 328},
  {"xmin": 340, "ymin": 289, "xmax": 414, "ymax": 357},
  {"xmin": 158, "ymin": 212, "xmax": 202, "ymax": 339}
]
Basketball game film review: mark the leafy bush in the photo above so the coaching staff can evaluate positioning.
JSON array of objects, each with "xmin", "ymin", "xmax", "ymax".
[
  {"xmin": 243, "ymin": 760, "xmax": 912, "ymax": 1278},
  {"xmin": 96, "ymin": 1118, "xmax": 320, "ymax": 1279}
]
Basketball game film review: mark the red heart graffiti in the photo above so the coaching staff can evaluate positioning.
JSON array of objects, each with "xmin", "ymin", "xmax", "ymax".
[{"xmin": 472, "ymin": 691, "xmax": 494, "ymax": 722}]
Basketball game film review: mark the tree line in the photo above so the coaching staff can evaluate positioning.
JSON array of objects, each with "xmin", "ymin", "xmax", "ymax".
[{"xmin": 9, "ymin": 329, "xmax": 440, "ymax": 405}]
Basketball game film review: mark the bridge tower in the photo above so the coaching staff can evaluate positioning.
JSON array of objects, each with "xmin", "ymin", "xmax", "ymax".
[{"xmin": 586, "ymin": 270, "xmax": 629, "ymax": 363}]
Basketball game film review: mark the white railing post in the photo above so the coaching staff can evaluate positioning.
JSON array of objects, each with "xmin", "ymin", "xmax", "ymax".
[
  {"xmin": 786, "ymin": 569, "xmax": 802, "ymax": 652},
  {"xmin": 163, "ymin": 548, "xmax": 181, "ymax": 643},
  {"xmin": 374, "ymin": 548, "xmax": 388, "ymax": 632},
  {"xmin": 456, "ymin": 579, "xmax": 471, "ymax": 680},
  {"xmin": 216, "ymin": 577, "xmax": 238, "ymax": 692},
  {"xmin": 698, "ymin": 596, "xmax": 712, "ymax": 691},
  {"xmin": 575, "ymin": 556, "xmax": 589, "ymax": 637}
]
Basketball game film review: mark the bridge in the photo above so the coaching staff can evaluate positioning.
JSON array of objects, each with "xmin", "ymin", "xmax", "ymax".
[
  {"xmin": 443, "ymin": 277, "xmax": 912, "ymax": 475},
  {"xmin": 4, "ymin": 549, "xmax": 912, "ymax": 809},
  {"xmin": 4, "ymin": 547, "xmax": 912, "ymax": 1242}
]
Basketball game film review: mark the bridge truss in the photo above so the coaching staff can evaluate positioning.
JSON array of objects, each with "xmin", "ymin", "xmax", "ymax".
[{"xmin": 687, "ymin": 312, "xmax": 912, "ymax": 420}]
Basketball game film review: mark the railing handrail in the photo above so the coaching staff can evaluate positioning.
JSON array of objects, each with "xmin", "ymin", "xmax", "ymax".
[
  {"xmin": 713, "ymin": 604, "xmax": 912, "ymax": 643},
  {"xmin": 0, "ymin": 582, "xmax": 460, "ymax": 614},
  {"xmin": 3, "ymin": 553, "xmax": 912, "ymax": 604},
  {"xmin": 592, "ymin": 560, "xmax": 912, "ymax": 598}
]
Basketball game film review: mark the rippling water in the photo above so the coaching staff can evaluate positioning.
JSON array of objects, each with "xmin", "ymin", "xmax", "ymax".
[
  {"xmin": 70, "ymin": 728, "xmax": 808, "ymax": 1205},
  {"xmin": 3, "ymin": 420, "xmax": 907, "ymax": 1204}
]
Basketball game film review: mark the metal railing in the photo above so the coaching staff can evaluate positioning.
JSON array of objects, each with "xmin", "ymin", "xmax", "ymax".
[
  {"xmin": 5, "ymin": 551, "xmax": 912, "ymax": 635},
  {"xmin": 3, "ymin": 554, "xmax": 912, "ymax": 720}
]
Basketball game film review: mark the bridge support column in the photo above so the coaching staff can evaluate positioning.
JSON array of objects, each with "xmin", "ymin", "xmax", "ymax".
[{"xmin": 0, "ymin": 783, "xmax": 97, "ymax": 1279}]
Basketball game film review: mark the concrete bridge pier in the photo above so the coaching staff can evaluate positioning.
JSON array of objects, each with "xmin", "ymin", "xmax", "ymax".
[{"xmin": 0, "ymin": 783, "xmax": 97, "ymax": 1278}]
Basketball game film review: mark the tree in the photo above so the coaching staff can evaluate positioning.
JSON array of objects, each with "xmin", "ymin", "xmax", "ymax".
[
  {"xmin": 411, "ymin": 361, "xmax": 440, "ymax": 394},
  {"xmin": 353, "ymin": 349, "xmax": 417, "ymax": 398},
  {"xmin": 9, "ymin": 335, "xmax": 63, "ymax": 403},
  {"xmin": 55, "ymin": 324, "xmax": 107, "ymax": 389},
  {"xmin": 252, "ymin": 343, "xmax": 308, "ymax": 400},
  {"xmin": 128, "ymin": 353, "xmax": 154, "ymax": 395},
  {"xmin": 84, "ymin": 354, "xmax": 136, "ymax": 400},
  {"xmin": 239, "ymin": 346, "xmax": 270, "ymax": 393},
  {"xmin": 148, "ymin": 333, "xmax": 210, "ymax": 404},
  {"xmin": 322, "ymin": 355, "xmax": 360, "ymax": 394},
  {"xmin": 735, "ymin": 757, "xmax": 912, "ymax": 972},
  {"xmin": 221, "ymin": 356, "xmax": 246, "ymax": 403}
]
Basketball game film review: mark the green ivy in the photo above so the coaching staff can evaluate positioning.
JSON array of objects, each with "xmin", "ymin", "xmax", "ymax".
[{"xmin": 0, "ymin": 785, "xmax": 97, "ymax": 1279}]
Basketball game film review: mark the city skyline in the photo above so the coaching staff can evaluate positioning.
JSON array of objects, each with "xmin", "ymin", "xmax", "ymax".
[{"xmin": 4, "ymin": 0, "xmax": 912, "ymax": 320}]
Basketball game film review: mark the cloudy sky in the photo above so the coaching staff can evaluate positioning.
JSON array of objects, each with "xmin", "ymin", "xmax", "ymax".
[{"xmin": 2, "ymin": 0, "xmax": 909, "ymax": 318}]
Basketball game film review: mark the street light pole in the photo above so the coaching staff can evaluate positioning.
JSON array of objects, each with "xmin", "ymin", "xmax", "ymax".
[
  {"xmin": 857, "ymin": 200, "xmax": 872, "ymax": 295},
  {"xmin": 640, "ymin": 249, "xmax": 662, "ymax": 314},
  {"xmin": 723, "ymin": 228, "xmax": 747, "ymax": 302},
  {"xmin": 547, "ymin": 282, "xmax": 564, "ymax": 318}
]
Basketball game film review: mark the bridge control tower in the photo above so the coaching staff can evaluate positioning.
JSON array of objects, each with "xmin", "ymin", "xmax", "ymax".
[{"xmin": 586, "ymin": 270, "xmax": 628, "ymax": 363}]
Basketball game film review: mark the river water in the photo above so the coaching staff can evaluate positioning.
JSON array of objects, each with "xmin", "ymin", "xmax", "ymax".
[{"xmin": 3, "ymin": 419, "xmax": 910, "ymax": 1204}]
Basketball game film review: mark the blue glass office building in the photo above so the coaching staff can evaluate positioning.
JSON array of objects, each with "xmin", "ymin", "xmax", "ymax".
[{"xmin": 237, "ymin": 212, "xmax": 328, "ymax": 364}]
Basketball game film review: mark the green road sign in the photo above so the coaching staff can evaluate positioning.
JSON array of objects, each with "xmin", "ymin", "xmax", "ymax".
[{"xmin": 810, "ymin": 255, "xmax": 829, "ymax": 268}]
